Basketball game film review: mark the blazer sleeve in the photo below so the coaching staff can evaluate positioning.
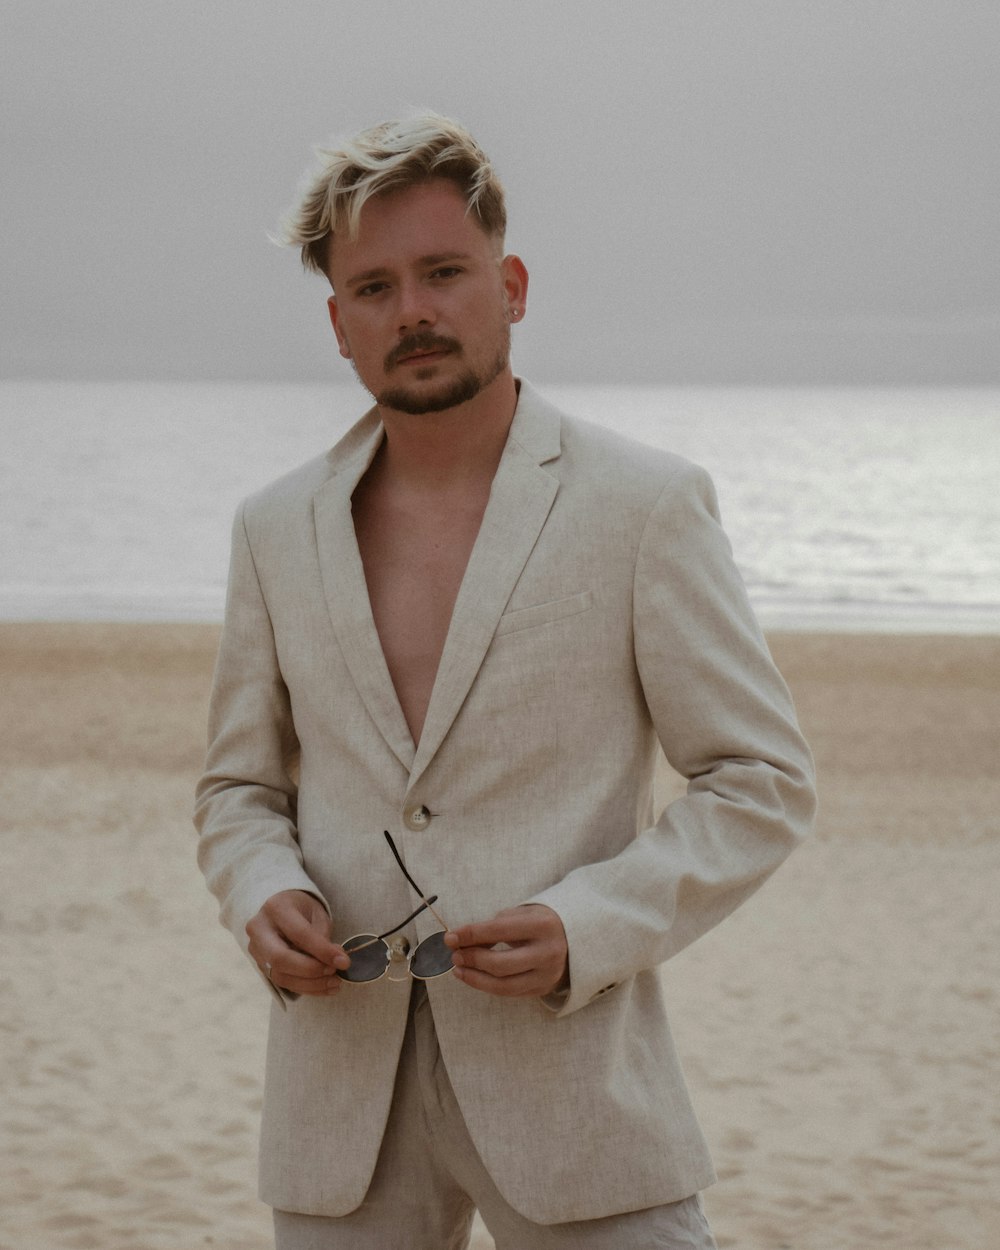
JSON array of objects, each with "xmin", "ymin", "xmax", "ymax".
[
  {"xmin": 526, "ymin": 462, "xmax": 817, "ymax": 1017},
  {"xmin": 194, "ymin": 501, "xmax": 330, "ymax": 1006}
]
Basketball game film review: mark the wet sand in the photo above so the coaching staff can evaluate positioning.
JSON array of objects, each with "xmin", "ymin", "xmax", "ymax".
[{"xmin": 1, "ymin": 623, "xmax": 997, "ymax": 1249}]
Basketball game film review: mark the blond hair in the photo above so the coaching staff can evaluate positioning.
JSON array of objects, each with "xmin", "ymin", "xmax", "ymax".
[{"xmin": 279, "ymin": 112, "xmax": 506, "ymax": 276}]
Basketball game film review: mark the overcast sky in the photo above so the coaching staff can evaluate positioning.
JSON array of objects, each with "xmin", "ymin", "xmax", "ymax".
[{"xmin": 3, "ymin": 0, "xmax": 998, "ymax": 384}]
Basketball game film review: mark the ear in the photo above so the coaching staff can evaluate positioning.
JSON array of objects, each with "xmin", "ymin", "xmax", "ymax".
[
  {"xmin": 501, "ymin": 254, "xmax": 529, "ymax": 323},
  {"xmin": 327, "ymin": 296, "xmax": 352, "ymax": 359}
]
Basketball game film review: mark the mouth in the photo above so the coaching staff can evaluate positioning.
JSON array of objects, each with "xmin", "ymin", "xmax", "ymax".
[
  {"xmin": 397, "ymin": 348, "xmax": 451, "ymax": 366},
  {"xmin": 387, "ymin": 335, "xmax": 462, "ymax": 371}
]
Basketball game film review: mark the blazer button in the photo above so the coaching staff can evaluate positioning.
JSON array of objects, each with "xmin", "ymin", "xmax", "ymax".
[{"xmin": 404, "ymin": 804, "xmax": 431, "ymax": 831}]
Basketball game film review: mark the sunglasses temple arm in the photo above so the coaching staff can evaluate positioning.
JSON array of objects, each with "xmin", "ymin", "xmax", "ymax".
[
  {"xmin": 383, "ymin": 829, "xmax": 432, "ymax": 900},
  {"xmin": 425, "ymin": 899, "xmax": 450, "ymax": 933},
  {"xmin": 381, "ymin": 831, "xmax": 452, "ymax": 933}
]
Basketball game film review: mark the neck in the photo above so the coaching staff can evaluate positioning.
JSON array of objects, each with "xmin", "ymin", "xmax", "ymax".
[{"xmin": 374, "ymin": 371, "xmax": 519, "ymax": 491}]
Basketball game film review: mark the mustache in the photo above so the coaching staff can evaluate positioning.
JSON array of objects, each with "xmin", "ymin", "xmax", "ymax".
[{"xmin": 385, "ymin": 333, "xmax": 462, "ymax": 370}]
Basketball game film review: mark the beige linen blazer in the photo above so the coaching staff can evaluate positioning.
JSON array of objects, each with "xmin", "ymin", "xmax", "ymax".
[{"xmin": 195, "ymin": 381, "xmax": 816, "ymax": 1224}]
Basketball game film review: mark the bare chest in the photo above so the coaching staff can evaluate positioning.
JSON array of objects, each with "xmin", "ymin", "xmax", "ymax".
[{"xmin": 352, "ymin": 487, "xmax": 488, "ymax": 744}]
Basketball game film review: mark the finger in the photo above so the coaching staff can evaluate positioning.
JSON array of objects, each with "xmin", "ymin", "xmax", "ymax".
[
  {"xmin": 271, "ymin": 969, "xmax": 346, "ymax": 997},
  {"xmin": 248, "ymin": 921, "xmax": 349, "ymax": 984},
  {"xmin": 446, "ymin": 912, "xmax": 548, "ymax": 951},
  {"xmin": 247, "ymin": 917, "xmax": 340, "ymax": 978},
  {"xmin": 452, "ymin": 964, "xmax": 553, "ymax": 998},
  {"xmin": 445, "ymin": 918, "xmax": 523, "ymax": 949},
  {"xmin": 255, "ymin": 944, "xmax": 339, "ymax": 982},
  {"xmin": 272, "ymin": 906, "xmax": 349, "ymax": 970},
  {"xmin": 449, "ymin": 941, "xmax": 539, "ymax": 978}
]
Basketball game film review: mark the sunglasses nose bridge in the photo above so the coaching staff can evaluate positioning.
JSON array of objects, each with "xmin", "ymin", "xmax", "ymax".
[{"xmin": 385, "ymin": 934, "xmax": 412, "ymax": 981}]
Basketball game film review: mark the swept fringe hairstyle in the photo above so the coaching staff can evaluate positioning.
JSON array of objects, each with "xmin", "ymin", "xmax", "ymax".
[{"xmin": 278, "ymin": 112, "xmax": 507, "ymax": 276}]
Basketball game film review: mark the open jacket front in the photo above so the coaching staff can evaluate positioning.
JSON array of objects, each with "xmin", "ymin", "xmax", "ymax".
[{"xmin": 195, "ymin": 381, "xmax": 816, "ymax": 1223}]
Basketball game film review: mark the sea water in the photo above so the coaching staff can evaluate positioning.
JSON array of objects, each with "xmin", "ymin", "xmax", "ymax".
[{"xmin": 1, "ymin": 380, "xmax": 998, "ymax": 632}]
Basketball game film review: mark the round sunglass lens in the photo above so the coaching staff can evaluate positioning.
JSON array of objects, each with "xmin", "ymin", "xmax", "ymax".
[
  {"xmin": 410, "ymin": 931, "xmax": 453, "ymax": 980},
  {"xmin": 338, "ymin": 935, "xmax": 388, "ymax": 982}
]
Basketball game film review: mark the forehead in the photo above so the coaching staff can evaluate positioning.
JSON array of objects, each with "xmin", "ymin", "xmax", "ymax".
[{"xmin": 328, "ymin": 179, "xmax": 496, "ymax": 282}]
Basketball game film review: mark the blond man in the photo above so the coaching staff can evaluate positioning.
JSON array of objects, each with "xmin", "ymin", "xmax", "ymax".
[{"xmin": 195, "ymin": 112, "xmax": 815, "ymax": 1249}]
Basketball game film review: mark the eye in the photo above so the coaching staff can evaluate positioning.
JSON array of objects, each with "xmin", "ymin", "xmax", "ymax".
[
  {"xmin": 357, "ymin": 281, "xmax": 388, "ymax": 297},
  {"xmin": 430, "ymin": 266, "xmax": 462, "ymax": 280}
]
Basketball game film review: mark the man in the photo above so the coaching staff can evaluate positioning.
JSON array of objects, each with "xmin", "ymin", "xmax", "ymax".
[{"xmin": 195, "ymin": 112, "xmax": 815, "ymax": 1249}]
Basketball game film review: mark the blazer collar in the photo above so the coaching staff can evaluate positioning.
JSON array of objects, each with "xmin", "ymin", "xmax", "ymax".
[{"xmin": 311, "ymin": 380, "xmax": 563, "ymax": 783}]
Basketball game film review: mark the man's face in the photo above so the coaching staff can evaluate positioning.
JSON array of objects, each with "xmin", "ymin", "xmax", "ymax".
[{"xmin": 326, "ymin": 179, "xmax": 526, "ymax": 415}]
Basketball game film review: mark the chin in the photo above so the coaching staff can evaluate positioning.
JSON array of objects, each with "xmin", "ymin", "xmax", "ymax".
[{"xmin": 376, "ymin": 370, "xmax": 489, "ymax": 416}]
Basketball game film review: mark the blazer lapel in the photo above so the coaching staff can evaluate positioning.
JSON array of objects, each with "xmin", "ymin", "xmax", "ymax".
[
  {"xmin": 408, "ymin": 385, "xmax": 562, "ymax": 787},
  {"xmin": 312, "ymin": 410, "xmax": 417, "ymax": 773},
  {"xmin": 310, "ymin": 384, "xmax": 563, "ymax": 785}
]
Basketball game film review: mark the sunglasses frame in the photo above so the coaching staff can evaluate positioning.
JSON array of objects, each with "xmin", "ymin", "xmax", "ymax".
[{"xmin": 336, "ymin": 831, "xmax": 453, "ymax": 984}]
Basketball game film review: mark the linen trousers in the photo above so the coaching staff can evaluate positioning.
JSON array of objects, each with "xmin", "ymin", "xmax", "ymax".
[{"xmin": 273, "ymin": 982, "xmax": 718, "ymax": 1250}]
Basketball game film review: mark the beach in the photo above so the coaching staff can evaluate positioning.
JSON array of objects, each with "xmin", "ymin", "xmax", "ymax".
[{"xmin": 1, "ymin": 623, "xmax": 997, "ymax": 1250}]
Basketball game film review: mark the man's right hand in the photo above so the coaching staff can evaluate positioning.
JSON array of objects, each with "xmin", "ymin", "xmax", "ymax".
[{"xmin": 246, "ymin": 890, "xmax": 350, "ymax": 996}]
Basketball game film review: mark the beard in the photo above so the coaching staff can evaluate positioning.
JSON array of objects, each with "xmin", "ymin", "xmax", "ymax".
[{"xmin": 360, "ymin": 325, "xmax": 511, "ymax": 416}]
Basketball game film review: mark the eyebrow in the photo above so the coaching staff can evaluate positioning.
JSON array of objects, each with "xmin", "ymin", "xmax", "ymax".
[{"xmin": 344, "ymin": 252, "xmax": 475, "ymax": 288}]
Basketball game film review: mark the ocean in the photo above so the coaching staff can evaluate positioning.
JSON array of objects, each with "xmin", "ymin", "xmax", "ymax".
[{"xmin": 1, "ymin": 380, "xmax": 998, "ymax": 633}]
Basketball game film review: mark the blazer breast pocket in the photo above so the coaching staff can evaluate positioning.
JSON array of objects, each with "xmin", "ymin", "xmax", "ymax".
[{"xmin": 494, "ymin": 589, "xmax": 594, "ymax": 638}]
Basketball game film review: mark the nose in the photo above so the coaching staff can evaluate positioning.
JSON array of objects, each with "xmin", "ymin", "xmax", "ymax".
[{"xmin": 396, "ymin": 279, "xmax": 435, "ymax": 333}]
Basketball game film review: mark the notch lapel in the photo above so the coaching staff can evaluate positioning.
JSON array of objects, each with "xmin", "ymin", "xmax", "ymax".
[
  {"xmin": 312, "ymin": 411, "xmax": 417, "ymax": 773},
  {"xmin": 408, "ymin": 387, "xmax": 562, "ymax": 787},
  {"xmin": 310, "ymin": 384, "xmax": 563, "ymax": 786}
]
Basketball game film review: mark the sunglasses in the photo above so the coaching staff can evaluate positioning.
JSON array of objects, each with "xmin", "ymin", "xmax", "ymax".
[{"xmin": 337, "ymin": 830, "xmax": 454, "ymax": 983}]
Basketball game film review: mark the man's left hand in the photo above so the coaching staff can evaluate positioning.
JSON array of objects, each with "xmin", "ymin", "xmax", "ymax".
[{"xmin": 444, "ymin": 903, "xmax": 568, "ymax": 998}]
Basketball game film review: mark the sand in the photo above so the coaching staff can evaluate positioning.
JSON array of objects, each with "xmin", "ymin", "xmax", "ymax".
[{"xmin": 1, "ymin": 623, "xmax": 998, "ymax": 1250}]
